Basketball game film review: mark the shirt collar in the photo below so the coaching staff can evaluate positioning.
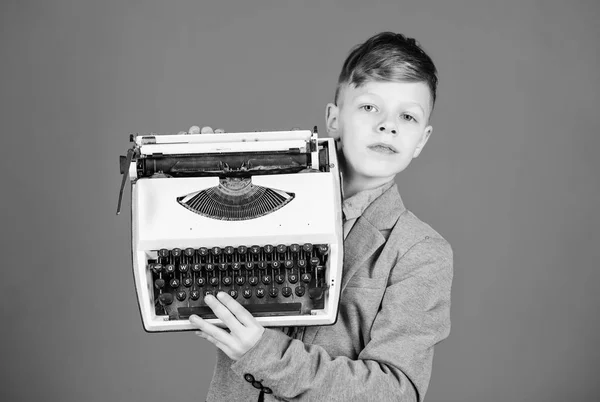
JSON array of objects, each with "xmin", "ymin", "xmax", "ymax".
[{"xmin": 342, "ymin": 180, "xmax": 396, "ymax": 222}]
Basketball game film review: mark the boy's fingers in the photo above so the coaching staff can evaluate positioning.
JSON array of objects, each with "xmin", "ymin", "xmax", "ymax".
[
  {"xmin": 214, "ymin": 128, "xmax": 225, "ymax": 133},
  {"xmin": 188, "ymin": 125, "xmax": 201, "ymax": 134},
  {"xmin": 189, "ymin": 314, "xmax": 235, "ymax": 344},
  {"xmin": 215, "ymin": 291, "xmax": 257, "ymax": 328},
  {"xmin": 200, "ymin": 126, "xmax": 214, "ymax": 134},
  {"xmin": 204, "ymin": 294, "xmax": 245, "ymax": 332}
]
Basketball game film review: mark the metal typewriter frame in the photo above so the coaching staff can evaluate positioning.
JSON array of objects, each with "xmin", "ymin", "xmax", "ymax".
[{"xmin": 121, "ymin": 129, "xmax": 344, "ymax": 332}]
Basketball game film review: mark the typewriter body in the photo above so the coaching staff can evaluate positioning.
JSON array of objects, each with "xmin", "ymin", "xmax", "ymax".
[{"xmin": 118, "ymin": 128, "xmax": 343, "ymax": 332}]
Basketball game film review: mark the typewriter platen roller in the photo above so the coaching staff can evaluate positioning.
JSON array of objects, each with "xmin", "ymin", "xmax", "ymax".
[{"xmin": 118, "ymin": 128, "xmax": 343, "ymax": 332}]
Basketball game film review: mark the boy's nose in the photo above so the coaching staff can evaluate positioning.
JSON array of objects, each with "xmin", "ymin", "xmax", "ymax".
[{"xmin": 378, "ymin": 124, "xmax": 397, "ymax": 135}]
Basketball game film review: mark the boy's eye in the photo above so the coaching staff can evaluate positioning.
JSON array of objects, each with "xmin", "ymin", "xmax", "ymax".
[
  {"xmin": 401, "ymin": 113, "xmax": 417, "ymax": 122},
  {"xmin": 360, "ymin": 105, "xmax": 378, "ymax": 113}
]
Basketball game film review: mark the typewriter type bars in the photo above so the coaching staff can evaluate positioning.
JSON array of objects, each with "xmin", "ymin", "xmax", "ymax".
[{"xmin": 119, "ymin": 129, "xmax": 343, "ymax": 332}]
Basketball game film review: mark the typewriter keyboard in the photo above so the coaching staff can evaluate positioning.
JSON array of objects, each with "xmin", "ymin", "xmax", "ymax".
[{"xmin": 147, "ymin": 243, "xmax": 330, "ymax": 321}]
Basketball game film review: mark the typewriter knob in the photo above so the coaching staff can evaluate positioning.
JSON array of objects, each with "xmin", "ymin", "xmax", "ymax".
[{"xmin": 154, "ymin": 278, "xmax": 165, "ymax": 289}]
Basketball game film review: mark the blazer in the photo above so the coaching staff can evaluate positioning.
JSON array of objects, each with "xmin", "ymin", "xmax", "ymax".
[{"xmin": 205, "ymin": 184, "xmax": 453, "ymax": 402}]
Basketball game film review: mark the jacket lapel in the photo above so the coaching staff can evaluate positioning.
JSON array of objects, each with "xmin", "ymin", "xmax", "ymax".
[{"xmin": 340, "ymin": 184, "xmax": 405, "ymax": 291}]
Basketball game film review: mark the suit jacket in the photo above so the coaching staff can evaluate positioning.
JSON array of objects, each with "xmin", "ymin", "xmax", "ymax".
[{"xmin": 205, "ymin": 184, "xmax": 453, "ymax": 402}]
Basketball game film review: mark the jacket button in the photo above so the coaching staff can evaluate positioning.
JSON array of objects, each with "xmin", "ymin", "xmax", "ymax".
[
  {"xmin": 243, "ymin": 373, "xmax": 254, "ymax": 383},
  {"xmin": 263, "ymin": 387, "xmax": 273, "ymax": 394}
]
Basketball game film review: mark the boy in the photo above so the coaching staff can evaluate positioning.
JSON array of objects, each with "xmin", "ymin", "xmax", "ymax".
[{"xmin": 189, "ymin": 31, "xmax": 453, "ymax": 402}]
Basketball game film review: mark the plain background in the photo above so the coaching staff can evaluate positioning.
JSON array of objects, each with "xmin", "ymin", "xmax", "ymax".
[{"xmin": 1, "ymin": 1, "xmax": 599, "ymax": 401}]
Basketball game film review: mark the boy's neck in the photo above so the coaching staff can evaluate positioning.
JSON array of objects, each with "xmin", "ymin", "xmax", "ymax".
[{"xmin": 342, "ymin": 173, "xmax": 394, "ymax": 200}]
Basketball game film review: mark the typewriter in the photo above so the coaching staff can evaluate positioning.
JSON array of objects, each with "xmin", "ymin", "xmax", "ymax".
[{"xmin": 117, "ymin": 128, "xmax": 343, "ymax": 332}]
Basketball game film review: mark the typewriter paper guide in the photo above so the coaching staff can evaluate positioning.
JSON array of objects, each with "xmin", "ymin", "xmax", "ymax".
[{"xmin": 135, "ymin": 173, "xmax": 338, "ymax": 249}]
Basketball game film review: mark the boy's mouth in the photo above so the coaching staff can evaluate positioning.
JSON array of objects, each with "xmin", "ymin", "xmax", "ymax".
[{"xmin": 367, "ymin": 143, "xmax": 398, "ymax": 154}]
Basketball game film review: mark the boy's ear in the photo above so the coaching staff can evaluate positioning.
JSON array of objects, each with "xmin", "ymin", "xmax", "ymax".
[
  {"xmin": 413, "ymin": 125, "xmax": 433, "ymax": 158},
  {"xmin": 326, "ymin": 103, "xmax": 340, "ymax": 139}
]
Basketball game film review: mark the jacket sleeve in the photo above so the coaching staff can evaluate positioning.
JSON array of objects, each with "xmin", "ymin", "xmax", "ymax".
[{"xmin": 229, "ymin": 237, "xmax": 453, "ymax": 402}]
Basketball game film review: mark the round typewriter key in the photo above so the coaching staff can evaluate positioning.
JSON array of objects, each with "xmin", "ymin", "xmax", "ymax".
[
  {"xmin": 190, "ymin": 289, "xmax": 200, "ymax": 300},
  {"xmin": 317, "ymin": 244, "xmax": 329, "ymax": 255},
  {"xmin": 232, "ymin": 262, "xmax": 241, "ymax": 271},
  {"xmin": 204, "ymin": 289, "xmax": 214, "ymax": 297},
  {"xmin": 176, "ymin": 291, "xmax": 186, "ymax": 301},
  {"xmin": 244, "ymin": 261, "xmax": 254, "ymax": 270},
  {"xmin": 158, "ymin": 293, "xmax": 173, "ymax": 305},
  {"xmin": 152, "ymin": 263, "xmax": 163, "ymax": 274},
  {"xmin": 159, "ymin": 249, "xmax": 169, "ymax": 258},
  {"xmin": 269, "ymin": 288, "xmax": 279, "ymax": 298},
  {"xmin": 256, "ymin": 288, "xmax": 265, "ymax": 298},
  {"xmin": 290, "ymin": 244, "xmax": 300, "ymax": 253},
  {"xmin": 302, "ymin": 243, "xmax": 313, "ymax": 253},
  {"xmin": 154, "ymin": 278, "xmax": 165, "ymax": 289},
  {"xmin": 185, "ymin": 247, "xmax": 195, "ymax": 257},
  {"xmin": 301, "ymin": 273, "xmax": 312, "ymax": 283},
  {"xmin": 228, "ymin": 289, "xmax": 238, "ymax": 299},
  {"xmin": 235, "ymin": 276, "xmax": 245, "ymax": 285},
  {"xmin": 196, "ymin": 277, "xmax": 206, "ymax": 287},
  {"xmin": 205, "ymin": 263, "xmax": 214, "ymax": 272},
  {"xmin": 264, "ymin": 244, "xmax": 274, "ymax": 253},
  {"xmin": 183, "ymin": 277, "xmax": 193, "ymax": 287},
  {"xmin": 172, "ymin": 248, "xmax": 182, "ymax": 257},
  {"xmin": 275, "ymin": 274, "xmax": 285, "ymax": 284},
  {"xmin": 277, "ymin": 244, "xmax": 287, "ymax": 253},
  {"xmin": 192, "ymin": 263, "xmax": 201, "ymax": 272},
  {"xmin": 261, "ymin": 275, "xmax": 271, "ymax": 285},
  {"xmin": 288, "ymin": 274, "xmax": 298, "ymax": 284},
  {"xmin": 218, "ymin": 263, "xmax": 228, "ymax": 271},
  {"xmin": 258, "ymin": 261, "xmax": 267, "ymax": 270},
  {"xmin": 249, "ymin": 276, "xmax": 259, "ymax": 286},
  {"xmin": 282, "ymin": 286, "xmax": 292, "ymax": 297},
  {"xmin": 297, "ymin": 259, "xmax": 307, "ymax": 268},
  {"xmin": 310, "ymin": 257, "xmax": 320, "ymax": 267},
  {"xmin": 198, "ymin": 247, "xmax": 209, "ymax": 256},
  {"xmin": 169, "ymin": 278, "xmax": 180, "ymax": 288},
  {"xmin": 250, "ymin": 245, "xmax": 260, "ymax": 254},
  {"xmin": 209, "ymin": 277, "xmax": 219, "ymax": 286},
  {"xmin": 211, "ymin": 246, "xmax": 222, "ymax": 255},
  {"xmin": 284, "ymin": 260, "xmax": 294, "ymax": 269},
  {"xmin": 179, "ymin": 264, "xmax": 189, "ymax": 273},
  {"xmin": 295, "ymin": 286, "xmax": 306, "ymax": 297},
  {"xmin": 237, "ymin": 245, "xmax": 247, "ymax": 254},
  {"xmin": 166, "ymin": 264, "xmax": 176, "ymax": 274},
  {"xmin": 224, "ymin": 246, "xmax": 234, "ymax": 255},
  {"xmin": 222, "ymin": 276, "xmax": 232, "ymax": 286},
  {"xmin": 271, "ymin": 261, "xmax": 280, "ymax": 269},
  {"xmin": 242, "ymin": 288, "xmax": 252, "ymax": 299}
]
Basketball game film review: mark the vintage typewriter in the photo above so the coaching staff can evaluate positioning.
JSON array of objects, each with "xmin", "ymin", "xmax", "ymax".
[{"xmin": 117, "ymin": 128, "xmax": 343, "ymax": 332}]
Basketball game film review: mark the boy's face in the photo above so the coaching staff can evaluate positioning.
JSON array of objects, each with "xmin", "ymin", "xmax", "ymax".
[{"xmin": 326, "ymin": 80, "xmax": 433, "ymax": 186}]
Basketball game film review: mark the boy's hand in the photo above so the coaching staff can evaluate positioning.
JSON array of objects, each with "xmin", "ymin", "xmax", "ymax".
[
  {"xmin": 178, "ymin": 126, "xmax": 225, "ymax": 134},
  {"xmin": 189, "ymin": 292, "xmax": 265, "ymax": 361}
]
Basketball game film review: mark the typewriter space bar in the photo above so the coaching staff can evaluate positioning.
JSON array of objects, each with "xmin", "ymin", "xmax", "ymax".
[{"xmin": 178, "ymin": 303, "xmax": 302, "ymax": 319}]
